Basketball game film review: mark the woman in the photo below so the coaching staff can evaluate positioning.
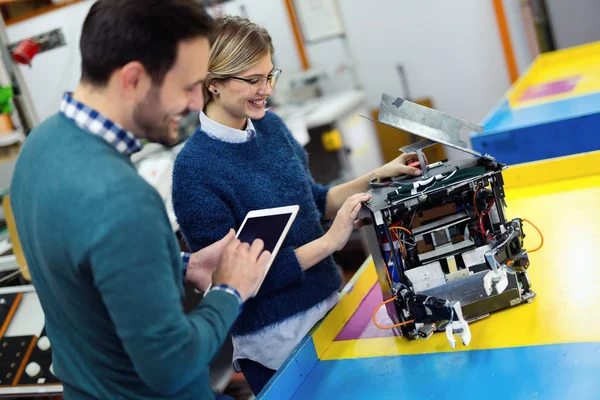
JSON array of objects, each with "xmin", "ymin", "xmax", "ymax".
[{"xmin": 172, "ymin": 16, "xmax": 422, "ymax": 395}]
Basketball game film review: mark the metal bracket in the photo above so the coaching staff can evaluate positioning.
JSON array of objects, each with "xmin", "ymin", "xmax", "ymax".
[
  {"xmin": 415, "ymin": 149, "xmax": 428, "ymax": 178},
  {"xmin": 399, "ymin": 139, "xmax": 433, "ymax": 178}
]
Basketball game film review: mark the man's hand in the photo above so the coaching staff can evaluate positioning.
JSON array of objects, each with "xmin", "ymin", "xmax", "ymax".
[
  {"xmin": 374, "ymin": 152, "xmax": 428, "ymax": 180},
  {"xmin": 185, "ymin": 229, "xmax": 236, "ymax": 292},
  {"xmin": 213, "ymin": 238, "xmax": 271, "ymax": 302},
  {"xmin": 323, "ymin": 193, "xmax": 371, "ymax": 252}
]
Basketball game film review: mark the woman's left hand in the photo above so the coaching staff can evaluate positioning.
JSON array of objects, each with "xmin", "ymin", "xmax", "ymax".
[{"xmin": 373, "ymin": 152, "xmax": 427, "ymax": 180}]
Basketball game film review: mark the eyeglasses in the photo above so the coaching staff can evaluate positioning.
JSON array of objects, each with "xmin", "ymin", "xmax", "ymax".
[{"xmin": 228, "ymin": 68, "xmax": 282, "ymax": 94}]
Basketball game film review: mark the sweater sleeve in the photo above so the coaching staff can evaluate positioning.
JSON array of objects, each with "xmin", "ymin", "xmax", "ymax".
[
  {"xmin": 85, "ymin": 184, "xmax": 240, "ymax": 396},
  {"xmin": 172, "ymin": 161, "xmax": 236, "ymax": 252},
  {"xmin": 276, "ymin": 114, "xmax": 330, "ymax": 220},
  {"xmin": 172, "ymin": 154, "xmax": 305, "ymax": 296}
]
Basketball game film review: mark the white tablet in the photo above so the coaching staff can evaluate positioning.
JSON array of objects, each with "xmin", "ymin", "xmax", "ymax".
[{"xmin": 236, "ymin": 205, "xmax": 300, "ymax": 296}]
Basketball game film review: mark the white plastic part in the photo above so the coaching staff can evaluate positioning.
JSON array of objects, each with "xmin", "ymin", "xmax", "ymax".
[
  {"xmin": 25, "ymin": 362, "xmax": 41, "ymax": 377},
  {"xmin": 445, "ymin": 302, "xmax": 471, "ymax": 348},
  {"xmin": 483, "ymin": 269, "xmax": 508, "ymax": 296},
  {"xmin": 37, "ymin": 336, "xmax": 51, "ymax": 351}
]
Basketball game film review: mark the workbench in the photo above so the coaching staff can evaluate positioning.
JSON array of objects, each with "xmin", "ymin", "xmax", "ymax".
[
  {"xmin": 0, "ymin": 285, "xmax": 60, "ymax": 397},
  {"xmin": 259, "ymin": 150, "xmax": 600, "ymax": 400},
  {"xmin": 471, "ymin": 41, "xmax": 600, "ymax": 165}
]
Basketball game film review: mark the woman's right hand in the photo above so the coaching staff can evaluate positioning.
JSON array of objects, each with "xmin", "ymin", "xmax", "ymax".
[{"xmin": 324, "ymin": 193, "xmax": 371, "ymax": 252}]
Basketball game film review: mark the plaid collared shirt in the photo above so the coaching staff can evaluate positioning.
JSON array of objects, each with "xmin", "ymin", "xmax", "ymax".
[
  {"xmin": 59, "ymin": 92, "xmax": 142, "ymax": 155},
  {"xmin": 181, "ymin": 252, "xmax": 191, "ymax": 280},
  {"xmin": 206, "ymin": 285, "xmax": 243, "ymax": 310}
]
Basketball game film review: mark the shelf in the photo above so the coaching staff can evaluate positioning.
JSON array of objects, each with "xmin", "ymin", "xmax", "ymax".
[
  {"xmin": 0, "ymin": 130, "xmax": 24, "ymax": 147},
  {"xmin": 4, "ymin": 0, "xmax": 83, "ymax": 26}
]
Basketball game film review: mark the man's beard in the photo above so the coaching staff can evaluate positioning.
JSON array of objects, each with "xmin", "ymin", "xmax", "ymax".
[{"xmin": 132, "ymin": 86, "xmax": 174, "ymax": 146}]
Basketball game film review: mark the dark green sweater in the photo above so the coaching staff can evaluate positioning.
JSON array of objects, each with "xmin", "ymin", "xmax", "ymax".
[{"xmin": 11, "ymin": 113, "xmax": 239, "ymax": 399}]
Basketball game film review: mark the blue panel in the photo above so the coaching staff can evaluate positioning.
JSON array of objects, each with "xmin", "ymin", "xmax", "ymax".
[
  {"xmin": 258, "ymin": 335, "xmax": 319, "ymax": 400},
  {"xmin": 290, "ymin": 343, "xmax": 600, "ymax": 400},
  {"xmin": 471, "ymin": 92, "xmax": 600, "ymax": 165},
  {"xmin": 471, "ymin": 112, "xmax": 600, "ymax": 165},
  {"xmin": 481, "ymin": 92, "xmax": 600, "ymax": 134}
]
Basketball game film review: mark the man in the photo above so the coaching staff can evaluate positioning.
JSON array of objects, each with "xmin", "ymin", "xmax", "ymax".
[{"xmin": 10, "ymin": 1, "xmax": 270, "ymax": 399}]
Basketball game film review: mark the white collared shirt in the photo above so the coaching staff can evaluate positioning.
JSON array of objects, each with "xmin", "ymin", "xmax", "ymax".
[{"xmin": 199, "ymin": 111, "xmax": 256, "ymax": 143}]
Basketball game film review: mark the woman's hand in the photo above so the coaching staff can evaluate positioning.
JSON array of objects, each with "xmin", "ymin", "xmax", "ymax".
[
  {"xmin": 323, "ymin": 193, "xmax": 371, "ymax": 252},
  {"xmin": 374, "ymin": 152, "xmax": 427, "ymax": 181}
]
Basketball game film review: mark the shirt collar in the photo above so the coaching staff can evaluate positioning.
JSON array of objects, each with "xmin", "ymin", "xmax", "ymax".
[
  {"xmin": 199, "ymin": 111, "xmax": 256, "ymax": 144},
  {"xmin": 59, "ymin": 92, "xmax": 142, "ymax": 155}
]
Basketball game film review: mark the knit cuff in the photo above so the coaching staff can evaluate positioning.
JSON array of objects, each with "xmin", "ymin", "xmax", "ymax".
[{"xmin": 312, "ymin": 183, "xmax": 330, "ymax": 220}]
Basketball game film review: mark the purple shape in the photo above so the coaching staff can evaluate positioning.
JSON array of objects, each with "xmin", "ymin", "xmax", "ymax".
[
  {"xmin": 519, "ymin": 76, "xmax": 581, "ymax": 102},
  {"xmin": 335, "ymin": 283, "xmax": 399, "ymax": 341}
]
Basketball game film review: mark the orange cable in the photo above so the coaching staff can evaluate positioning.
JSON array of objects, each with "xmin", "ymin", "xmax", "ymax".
[
  {"xmin": 390, "ymin": 227, "xmax": 411, "ymax": 256},
  {"xmin": 390, "ymin": 226, "xmax": 413, "ymax": 236},
  {"xmin": 522, "ymin": 219, "xmax": 544, "ymax": 252},
  {"xmin": 372, "ymin": 296, "xmax": 415, "ymax": 330},
  {"xmin": 390, "ymin": 229, "xmax": 405, "ymax": 257}
]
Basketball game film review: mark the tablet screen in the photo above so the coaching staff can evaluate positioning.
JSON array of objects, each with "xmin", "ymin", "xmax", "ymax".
[{"xmin": 237, "ymin": 213, "xmax": 293, "ymax": 252}]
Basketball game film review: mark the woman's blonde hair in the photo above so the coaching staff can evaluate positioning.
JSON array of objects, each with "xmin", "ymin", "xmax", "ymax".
[{"xmin": 204, "ymin": 16, "xmax": 274, "ymax": 104}]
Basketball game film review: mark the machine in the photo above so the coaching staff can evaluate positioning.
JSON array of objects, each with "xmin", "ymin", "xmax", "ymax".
[{"xmin": 361, "ymin": 94, "xmax": 539, "ymax": 348}]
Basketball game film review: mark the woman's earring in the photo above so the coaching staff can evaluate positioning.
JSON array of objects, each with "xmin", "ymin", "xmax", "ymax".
[{"xmin": 213, "ymin": 89, "xmax": 218, "ymax": 93}]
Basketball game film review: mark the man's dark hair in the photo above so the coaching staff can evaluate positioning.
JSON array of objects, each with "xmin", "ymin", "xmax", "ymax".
[{"xmin": 80, "ymin": 0, "xmax": 214, "ymax": 86}]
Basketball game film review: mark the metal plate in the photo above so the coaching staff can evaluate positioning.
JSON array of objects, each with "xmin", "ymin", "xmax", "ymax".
[
  {"xmin": 418, "ymin": 240, "xmax": 476, "ymax": 263},
  {"xmin": 412, "ymin": 211, "xmax": 470, "ymax": 236},
  {"xmin": 362, "ymin": 94, "xmax": 484, "ymax": 157},
  {"xmin": 405, "ymin": 262, "xmax": 446, "ymax": 292},
  {"xmin": 419, "ymin": 270, "xmax": 521, "ymax": 320}
]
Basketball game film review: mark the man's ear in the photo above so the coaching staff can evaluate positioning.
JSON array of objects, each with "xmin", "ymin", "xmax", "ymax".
[{"xmin": 118, "ymin": 61, "xmax": 151, "ymax": 100}]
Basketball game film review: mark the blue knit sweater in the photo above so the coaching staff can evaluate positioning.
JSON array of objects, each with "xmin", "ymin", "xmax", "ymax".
[{"xmin": 172, "ymin": 111, "xmax": 342, "ymax": 335}]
